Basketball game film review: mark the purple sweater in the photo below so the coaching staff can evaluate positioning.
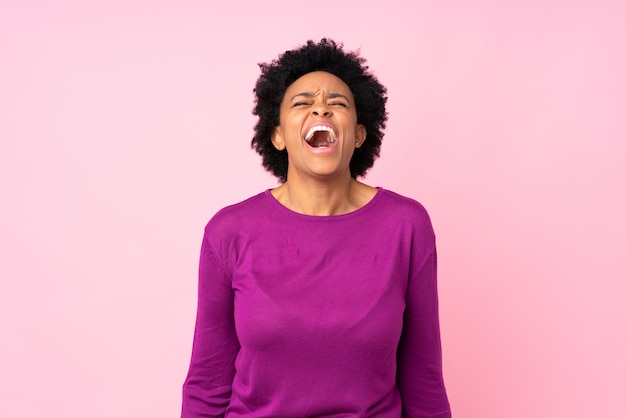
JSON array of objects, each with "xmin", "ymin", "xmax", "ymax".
[{"xmin": 182, "ymin": 188, "xmax": 451, "ymax": 417}]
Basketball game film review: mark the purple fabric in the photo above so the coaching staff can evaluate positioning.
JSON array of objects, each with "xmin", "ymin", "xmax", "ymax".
[{"xmin": 182, "ymin": 188, "xmax": 451, "ymax": 417}]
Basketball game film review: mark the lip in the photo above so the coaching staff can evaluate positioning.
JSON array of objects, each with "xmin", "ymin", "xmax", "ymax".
[
  {"xmin": 302, "ymin": 121, "xmax": 338, "ymax": 154},
  {"xmin": 303, "ymin": 122, "xmax": 338, "ymax": 141}
]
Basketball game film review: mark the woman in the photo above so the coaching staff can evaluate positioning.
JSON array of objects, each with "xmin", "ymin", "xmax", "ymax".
[{"xmin": 182, "ymin": 39, "xmax": 451, "ymax": 418}]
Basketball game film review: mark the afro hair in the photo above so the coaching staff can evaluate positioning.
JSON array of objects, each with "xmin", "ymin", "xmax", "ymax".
[{"xmin": 251, "ymin": 38, "xmax": 388, "ymax": 183}]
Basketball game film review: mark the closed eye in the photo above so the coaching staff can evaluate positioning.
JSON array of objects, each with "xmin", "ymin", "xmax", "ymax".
[
  {"xmin": 330, "ymin": 102, "xmax": 348, "ymax": 107},
  {"xmin": 293, "ymin": 102, "xmax": 312, "ymax": 107}
]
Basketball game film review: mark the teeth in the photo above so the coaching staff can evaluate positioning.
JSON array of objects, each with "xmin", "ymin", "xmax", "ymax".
[{"xmin": 304, "ymin": 125, "xmax": 337, "ymax": 143}]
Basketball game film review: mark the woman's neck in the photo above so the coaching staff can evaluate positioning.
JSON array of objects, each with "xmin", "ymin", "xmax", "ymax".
[{"xmin": 271, "ymin": 175, "xmax": 376, "ymax": 216}]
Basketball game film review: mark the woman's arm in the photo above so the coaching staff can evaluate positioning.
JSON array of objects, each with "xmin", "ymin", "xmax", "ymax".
[
  {"xmin": 397, "ymin": 249, "xmax": 451, "ymax": 418},
  {"xmin": 182, "ymin": 233, "xmax": 239, "ymax": 417}
]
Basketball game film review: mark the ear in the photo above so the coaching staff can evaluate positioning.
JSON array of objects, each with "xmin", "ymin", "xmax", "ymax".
[
  {"xmin": 270, "ymin": 127, "xmax": 285, "ymax": 151},
  {"xmin": 355, "ymin": 124, "xmax": 367, "ymax": 148}
]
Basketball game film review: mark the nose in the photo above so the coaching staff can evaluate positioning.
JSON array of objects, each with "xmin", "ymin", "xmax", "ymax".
[{"xmin": 311, "ymin": 101, "xmax": 331, "ymax": 117}]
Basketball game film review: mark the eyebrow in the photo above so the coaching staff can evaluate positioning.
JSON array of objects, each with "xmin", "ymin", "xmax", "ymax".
[{"xmin": 289, "ymin": 92, "xmax": 351, "ymax": 102}]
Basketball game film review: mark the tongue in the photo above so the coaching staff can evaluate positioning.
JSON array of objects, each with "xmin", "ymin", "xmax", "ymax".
[{"xmin": 310, "ymin": 131, "xmax": 331, "ymax": 147}]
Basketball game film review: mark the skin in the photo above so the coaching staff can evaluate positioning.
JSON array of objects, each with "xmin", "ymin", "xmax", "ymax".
[{"xmin": 270, "ymin": 71, "xmax": 377, "ymax": 216}]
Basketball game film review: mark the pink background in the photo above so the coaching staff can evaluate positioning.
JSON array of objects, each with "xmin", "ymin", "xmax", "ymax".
[{"xmin": 1, "ymin": 1, "xmax": 625, "ymax": 417}]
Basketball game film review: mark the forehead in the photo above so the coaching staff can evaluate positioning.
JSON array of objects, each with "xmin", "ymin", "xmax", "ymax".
[{"xmin": 284, "ymin": 71, "xmax": 353, "ymax": 97}]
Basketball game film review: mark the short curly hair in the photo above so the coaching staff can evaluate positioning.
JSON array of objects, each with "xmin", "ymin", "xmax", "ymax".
[{"xmin": 251, "ymin": 38, "xmax": 388, "ymax": 183}]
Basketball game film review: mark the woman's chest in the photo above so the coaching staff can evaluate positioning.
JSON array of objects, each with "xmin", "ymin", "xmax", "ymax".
[{"xmin": 229, "ymin": 229, "xmax": 411, "ymax": 352}]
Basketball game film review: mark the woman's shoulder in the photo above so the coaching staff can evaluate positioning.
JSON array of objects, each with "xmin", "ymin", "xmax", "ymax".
[
  {"xmin": 214, "ymin": 191, "xmax": 268, "ymax": 217},
  {"xmin": 377, "ymin": 188, "xmax": 431, "ymax": 219},
  {"xmin": 373, "ymin": 188, "xmax": 436, "ymax": 241},
  {"xmin": 203, "ymin": 191, "xmax": 270, "ymax": 236}
]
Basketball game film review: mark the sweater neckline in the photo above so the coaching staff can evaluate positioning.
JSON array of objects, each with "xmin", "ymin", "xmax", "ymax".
[{"xmin": 264, "ymin": 187, "xmax": 385, "ymax": 221}]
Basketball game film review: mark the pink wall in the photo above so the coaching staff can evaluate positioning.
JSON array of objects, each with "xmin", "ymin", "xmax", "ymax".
[{"xmin": 1, "ymin": 1, "xmax": 624, "ymax": 417}]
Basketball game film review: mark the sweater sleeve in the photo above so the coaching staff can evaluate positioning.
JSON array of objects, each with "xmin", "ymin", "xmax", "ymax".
[
  {"xmin": 397, "ymin": 248, "xmax": 451, "ymax": 418},
  {"xmin": 182, "ymin": 232, "xmax": 239, "ymax": 417}
]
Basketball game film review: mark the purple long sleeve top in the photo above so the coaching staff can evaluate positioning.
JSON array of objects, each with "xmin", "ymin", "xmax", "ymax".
[{"xmin": 182, "ymin": 188, "xmax": 451, "ymax": 417}]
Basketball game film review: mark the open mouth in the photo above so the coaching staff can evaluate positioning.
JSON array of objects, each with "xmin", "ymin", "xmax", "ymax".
[{"xmin": 304, "ymin": 125, "xmax": 337, "ymax": 148}]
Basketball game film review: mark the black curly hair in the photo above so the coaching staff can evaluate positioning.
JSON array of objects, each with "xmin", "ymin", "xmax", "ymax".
[{"xmin": 251, "ymin": 38, "xmax": 388, "ymax": 183}]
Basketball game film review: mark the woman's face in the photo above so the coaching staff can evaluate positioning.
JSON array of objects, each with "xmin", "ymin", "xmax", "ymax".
[{"xmin": 271, "ymin": 71, "xmax": 366, "ymax": 182}]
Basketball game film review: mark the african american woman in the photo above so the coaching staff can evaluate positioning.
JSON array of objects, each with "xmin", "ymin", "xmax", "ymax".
[{"xmin": 182, "ymin": 39, "xmax": 452, "ymax": 418}]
